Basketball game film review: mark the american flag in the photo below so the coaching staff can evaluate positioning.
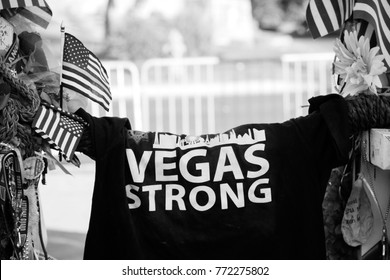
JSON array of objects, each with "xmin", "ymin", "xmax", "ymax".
[
  {"xmin": 306, "ymin": 0, "xmax": 390, "ymax": 68},
  {"xmin": 306, "ymin": 0, "xmax": 355, "ymax": 39},
  {"xmin": 354, "ymin": 20, "xmax": 377, "ymax": 47},
  {"xmin": 0, "ymin": 0, "xmax": 52, "ymax": 29},
  {"xmin": 61, "ymin": 33, "xmax": 112, "ymax": 111},
  {"xmin": 32, "ymin": 104, "xmax": 85, "ymax": 159},
  {"xmin": 353, "ymin": 0, "xmax": 390, "ymax": 68}
]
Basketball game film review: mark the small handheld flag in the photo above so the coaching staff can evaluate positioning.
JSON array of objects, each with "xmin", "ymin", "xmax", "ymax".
[
  {"xmin": 61, "ymin": 33, "xmax": 112, "ymax": 111},
  {"xmin": 32, "ymin": 103, "xmax": 86, "ymax": 160}
]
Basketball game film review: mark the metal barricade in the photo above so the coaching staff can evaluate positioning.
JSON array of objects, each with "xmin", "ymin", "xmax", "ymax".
[
  {"xmin": 93, "ymin": 54, "xmax": 335, "ymax": 134},
  {"xmin": 281, "ymin": 52, "xmax": 335, "ymax": 119}
]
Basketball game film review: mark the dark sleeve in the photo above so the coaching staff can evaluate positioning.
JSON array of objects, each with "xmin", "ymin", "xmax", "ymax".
[
  {"xmin": 304, "ymin": 93, "xmax": 390, "ymax": 165},
  {"xmin": 76, "ymin": 110, "xmax": 133, "ymax": 259},
  {"xmin": 74, "ymin": 108, "xmax": 131, "ymax": 160},
  {"xmin": 278, "ymin": 94, "xmax": 352, "ymax": 199},
  {"xmin": 308, "ymin": 94, "xmax": 351, "ymax": 165},
  {"xmin": 307, "ymin": 93, "xmax": 390, "ymax": 148}
]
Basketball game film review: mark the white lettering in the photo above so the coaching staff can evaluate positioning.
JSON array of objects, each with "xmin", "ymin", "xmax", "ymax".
[
  {"xmin": 126, "ymin": 149, "xmax": 152, "ymax": 183},
  {"xmin": 125, "ymin": 184, "xmax": 141, "ymax": 209},
  {"xmin": 166, "ymin": 184, "xmax": 186, "ymax": 210},
  {"xmin": 248, "ymin": 178, "xmax": 272, "ymax": 203},
  {"xmin": 155, "ymin": 150, "xmax": 178, "ymax": 181},
  {"xmin": 214, "ymin": 146, "xmax": 244, "ymax": 182},
  {"xmin": 142, "ymin": 184, "xmax": 162, "ymax": 211},
  {"xmin": 244, "ymin": 144, "xmax": 269, "ymax": 178},
  {"xmin": 179, "ymin": 149, "xmax": 210, "ymax": 183},
  {"xmin": 125, "ymin": 140, "xmax": 273, "ymax": 212},
  {"xmin": 220, "ymin": 182, "xmax": 245, "ymax": 209},
  {"xmin": 189, "ymin": 186, "xmax": 216, "ymax": 211}
]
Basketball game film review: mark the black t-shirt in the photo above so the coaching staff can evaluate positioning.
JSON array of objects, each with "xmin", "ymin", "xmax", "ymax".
[{"xmin": 78, "ymin": 94, "xmax": 351, "ymax": 260}]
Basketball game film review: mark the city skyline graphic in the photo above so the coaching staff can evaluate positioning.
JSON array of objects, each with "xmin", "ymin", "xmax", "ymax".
[{"xmin": 153, "ymin": 128, "xmax": 266, "ymax": 150}]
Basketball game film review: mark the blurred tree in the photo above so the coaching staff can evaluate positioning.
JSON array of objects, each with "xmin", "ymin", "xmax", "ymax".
[
  {"xmin": 101, "ymin": 0, "xmax": 213, "ymax": 60},
  {"xmin": 173, "ymin": 0, "xmax": 212, "ymax": 56},
  {"xmin": 250, "ymin": 0, "xmax": 308, "ymax": 35},
  {"xmin": 250, "ymin": 0, "xmax": 283, "ymax": 31},
  {"xmin": 107, "ymin": 12, "xmax": 173, "ymax": 60},
  {"xmin": 100, "ymin": 0, "xmax": 170, "ymax": 60},
  {"xmin": 104, "ymin": 0, "xmax": 147, "ymax": 38},
  {"xmin": 104, "ymin": 0, "xmax": 114, "ymax": 38}
]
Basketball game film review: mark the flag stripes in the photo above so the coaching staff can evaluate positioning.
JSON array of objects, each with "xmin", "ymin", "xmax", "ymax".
[
  {"xmin": 338, "ymin": 20, "xmax": 377, "ymax": 48},
  {"xmin": 306, "ymin": 0, "xmax": 354, "ymax": 38},
  {"xmin": 63, "ymin": 62, "xmax": 110, "ymax": 99},
  {"xmin": 89, "ymin": 54, "xmax": 109, "ymax": 85},
  {"xmin": 62, "ymin": 62, "xmax": 111, "ymax": 110},
  {"xmin": 344, "ymin": 0, "xmax": 354, "ymax": 22},
  {"xmin": 16, "ymin": 6, "xmax": 52, "ymax": 28},
  {"xmin": 0, "ymin": 0, "xmax": 52, "ymax": 29},
  {"xmin": 61, "ymin": 33, "xmax": 112, "ymax": 111},
  {"xmin": 32, "ymin": 105, "xmax": 85, "ymax": 159},
  {"xmin": 354, "ymin": 0, "xmax": 390, "ymax": 68},
  {"xmin": 356, "ymin": 20, "xmax": 377, "ymax": 47},
  {"xmin": 0, "ymin": 0, "xmax": 48, "ymax": 9},
  {"xmin": 34, "ymin": 129, "xmax": 60, "ymax": 149},
  {"xmin": 306, "ymin": 0, "xmax": 390, "ymax": 68},
  {"xmin": 305, "ymin": 1, "xmax": 326, "ymax": 38}
]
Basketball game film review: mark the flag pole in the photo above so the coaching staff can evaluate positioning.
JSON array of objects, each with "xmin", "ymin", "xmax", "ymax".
[
  {"xmin": 59, "ymin": 22, "xmax": 65, "ymax": 110},
  {"xmin": 59, "ymin": 22, "xmax": 65, "ymax": 161}
]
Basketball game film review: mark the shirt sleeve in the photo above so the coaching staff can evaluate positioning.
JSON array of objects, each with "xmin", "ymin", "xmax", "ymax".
[
  {"xmin": 308, "ymin": 94, "xmax": 351, "ymax": 165},
  {"xmin": 74, "ymin": 108, "xmax": 132, "ymax": 160}
]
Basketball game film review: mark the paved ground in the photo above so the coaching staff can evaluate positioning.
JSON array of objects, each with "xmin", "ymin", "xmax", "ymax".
[
  {"xmin": 39, "ymin": 154, "xmax": 95, "ymax": 260},
  {"xmin": 46, "ymin": 230, "xmax": 86, "ymax": 260}
]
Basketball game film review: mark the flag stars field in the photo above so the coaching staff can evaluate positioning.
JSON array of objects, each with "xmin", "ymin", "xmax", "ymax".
[{"xmin": 61, "ymin": 33, "xmax": 112, "ymax": 111}]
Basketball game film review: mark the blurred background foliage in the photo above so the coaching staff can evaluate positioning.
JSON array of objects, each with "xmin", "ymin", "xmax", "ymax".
[
  {"xmin": 46, "ymin": 0, "xmax": 333, "ymax": 63},
  {"xmin": 102, "ymin": 0, "xmax": 213, "ymax": 60},
  {"xmin": 250, "ymin": 0, "xmax": 307, "ymax": 34},
  {"xmin": 101, "ymin": 0, "xmax": 308, "ymax": 60}
]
